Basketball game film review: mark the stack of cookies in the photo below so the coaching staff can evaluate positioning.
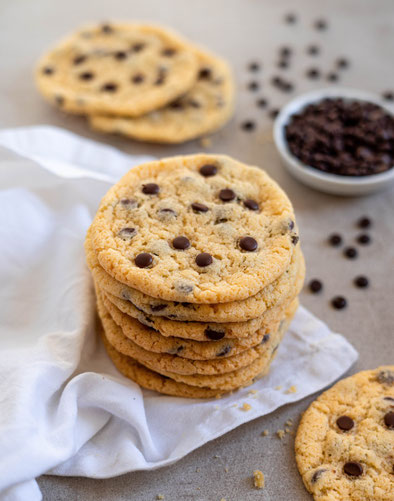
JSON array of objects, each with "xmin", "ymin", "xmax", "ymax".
[
  {"xmin": 85, "ymin": 154, "xmax": 305, "ymax": 398},
  {"xmin": 35, "ymin": 22, "xmax": 235, "ymax": 144}
]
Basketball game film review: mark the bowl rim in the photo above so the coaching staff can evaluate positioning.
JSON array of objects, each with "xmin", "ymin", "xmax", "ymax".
[{"xmin": 273, "ymin": 87, "xmax": 394, "ymax": 187}]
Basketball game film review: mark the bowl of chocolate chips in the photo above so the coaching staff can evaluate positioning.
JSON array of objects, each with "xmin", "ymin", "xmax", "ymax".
[{"xmin": 273, "ymin": 88, "xmax": 394, "ymax": 195}]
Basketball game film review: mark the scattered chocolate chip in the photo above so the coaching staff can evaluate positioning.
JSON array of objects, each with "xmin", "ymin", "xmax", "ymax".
[
  {"xmin": 288, "ymin": 220, "xmax": 295, "ymax": 230},
  {"xmin": 195, "ymin": 253, "xmax": 213, "ymax": 267},
  {"xmin": 248, "ymin": 81, "xmax": 259, "ymax": 91},
  {"xmin": 344, "ymin": 247, "xmax": 358, "ymax": 259},
  {"xmin": 357, "ymin": 233, "xmax": 371, "ymax": 245},
  {"xmin": 327, "ymin": 72, "xmax": 339, "ymax": 82},
  {"xmin": 199, "ymin": 164, "xmax": 217, "ymax": 177},
  {"xmin": 337, "ymin": 415, "xmax": 354, "ymax": 431},
  {"xmin": 216, "ymin": 346, "xmax": 231, "ymax": 357},
  {"xmin": 337, "ymin": 57, "xmax": 349, "ymax": 69},
  {"xmin": 354, "ymin": 276, "xmax": 369, "ymax": 288},
  {"xmin": 101, "ymin": 82, "xmax": 118, "ymax": 92},
  {"xmin": 280, "ymin": 46, "xmax": 292, "ymax": 58},
  {"xmin": 162, "ymin": 47, "xmax": 176, "ymax": 56},
  {"xmin": 135, "ymin": 252, "xmax": 153, "ymax": 268},
  {"xmin": 248, "ymin": 62, "xmax": 260, "ymax": 72},
  {"xmin": 241, "ymin": 120, "xmax": 256, "ymax": 131},
  {"xmin": 43, "ymin": 66, "xmax": 54, "ymax": 75},
  {"xmin": 261, "ymin": 334, "xmax": 270, "ymax": 344},
  {"xmin": 306, "ymin": 68, "xmax": 320, "ymax": 79},
  {"xmin": 384, "ymin": 411, "xmax": 394, "ymax": 429},
  {"xmin": 73, "ymin": 55, "xmax": 87, "ymax": 65},
  {"xmin": 172, "ymin": 236, "xmax": 190, "ymax": 250},
  {"xmin": 167, "ymin": 346, "xmax": 184, "ymax": 355},
  {"xmin": 189, "ymin": 99, "xmax": 201, "ymax": 108},
  {"xmin": 383, "ymin": 91, "xmax": 394, "ymax": 101},
  {"xmin": 131, "ymin": 42, "xmax": 145, "ymax": 52},
  {"xmin": 55, "ymin": 95, "xmax": 64, "ymax": 106},
  {"xmin": 285, "ymin": 13, "xmax": 297, "ymax": 24},
  {"xmin": 332, "ymin": 296, "xmax": 347, "ymax": 309},
  {"xmin": 142, "ymin": 183, "xmax": 159, "ymax": 195},
  {"xmin": 198, "ymin": 67, "xmax": 212, "ymax": 80},
  {"xmin": 377, "ymin": 370, "xmax": 394, "ymax": 385},
  {"xmin": 256, "ymin": 98, "xmax": 268, "ymax": 108},
  {"xmin": 314, "ymin": 19, "xmax": 328, "ymax": 30},
  {"xmin": 244, "ymin": 199, "xmax": 259, "ymax": 211},
  {"xmin": 307, "ymin": 45, "xmax": 320, "ymax": 55},
  {"xmin": 269, "ymin": 109, "xmax": 280, "ymax": 119},
  {"xmin": 343, "ymin": 462, "xmax": 363, "ymax": 477},
  {"xmin": 79, "ymin": 71, "xmax": 94, "ymax": 81},
  {"xmin": 384, "ymin": 396, "xmax": 394, "ymax": 401},
  {"xmin": 291, "ymin": 235, "xmax": 299, "ymax": 245},
  {"xmin": 309, "ymin": 279, "xmax": 323, "ymax": 293},
  {"xmin": 118, "ymin": 227, "xmax": 136, "ymax": 240},
  {"xmin": 114, "ymin": 51, "xmax": 127, "ymax": 60},
  {"xmin": 271, "ymin": 76, "xmax": 282, "ymax": 87},
  {"xmin": 205, "ymin": 328, "xmax": 225, "ymax": 340},
  {"xmin": 151, "ymin": 304, "xmax": 167, "ymax": 312},
  {"xmin": 119, "ymin": 198, "xmax": 138, "ymax": 209},
  {"xmin": 278, "ymin": 60, "xmax": 289, "ymax": 69},
  {"xmin": 175, "ymin": 283, "xmax": 194, "ymax": 294},
  {"xmin": 101, "ymin": 23, "xmax": 113, "ymax": 33},
  {"xmin": 311, "ymin": 469, "xmax": 326, "ymax": 483},
  {"xmin": 358, "ymin": 217, "xmax": 372, "ymax": 229},
  {"xmin": 132, "ymin": 73, "xmax": 144, "ymax": 84},
  {"xmin": 155, "ymin": 68, "xmax": 167, "ymax": 86},
  {"xmin": 239, "ymin": 236, "xmax": 258, "ymax": 252},
  {"xmin": 191, "ymin": 202, "xmax": 209, "ymax": 213},
  {"xmin": 219, "ymin": 189, "xmax": 236, "ymax": 202},
  {"xmin": 329, "ymin": 234, "xmax": 343, "ymax": 246}
]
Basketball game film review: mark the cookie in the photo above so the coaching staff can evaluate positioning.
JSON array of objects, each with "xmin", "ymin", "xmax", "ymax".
[
  {"xmin": 99, "ymin": 285, "xmax": 298, "ymax": 360},
  {"xmin": 295, "ymin": 367, "xmax": 394, "ymax": 501},
  {"xmin": 36, "ymin": 22, "xmax": 198, "ymax": 116},
  {"xmin": 86, "ymin": 232, "xmax": 304, "ymax": 322},
  {"xmin": 89, "ymin": 46, "xmax": 235, "ymax": 143},
  {"xmin": 87, "ymin": 154, "xmax": 298, "ymax": 303},
  {"xmin": 97, "ymin": 293, "xmax": 291, "ymax": 376}
]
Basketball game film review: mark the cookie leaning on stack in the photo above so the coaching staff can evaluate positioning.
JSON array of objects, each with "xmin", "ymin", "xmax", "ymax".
[
  {"xmin": 85, "ymin": 154, "xmax": 305, "ymax": 398},
  {"xmin": 35, "ymin": 22, "xmax": 235, "ymax": 144}
]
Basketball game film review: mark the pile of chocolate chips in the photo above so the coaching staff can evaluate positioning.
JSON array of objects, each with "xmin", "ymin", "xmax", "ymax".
[{"xmin": 285, "ymin": 98, "xmax": 394, "ymax": 176}]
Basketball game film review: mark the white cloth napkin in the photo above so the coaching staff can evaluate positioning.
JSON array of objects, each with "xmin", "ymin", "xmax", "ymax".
[{"xmin": 0, "ymin": 126, "xmax": 358, "ymax": 501}]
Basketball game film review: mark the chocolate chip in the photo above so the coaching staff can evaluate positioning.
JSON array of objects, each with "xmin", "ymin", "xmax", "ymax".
[
  {"xmin": 291, "ymin": 235, "xmax": 299, "ymax": 245},
  {"xmin": 162, "ymin": 48, "xmax": 176, "ymax": 56},
  {"xmin": 191, "ymin": 202, "xmax": 209, "ymax": 213},
  {"xmin": 278, "ymin": 60, "xmax": 289, "ymax": 69},
  {"xmin": 195, "ymin": 253, "xmax": 213, "ymax": 267},
  {"xmin": 239, "ymin": 236, "xmax": 258, "ymax": 252},
  {"xmin": 307, "ymin": 45, "xmax": 320, "ymax": 55},
  {"xmin": 344, "ymin": 247, "xmax": 358, "ymax": 259},
  {"xmin": 114, "ymin": 51, "xmax": 127, "ymax": 60},
  {"xmin": 269, "ymin": 109, "xmax": 280, "ymax": 119},
  {"xmin": 172, "ymin": 236, "xmax": 190, "ymax": 250},
  {"xmin": 378, "ymin": 370, "xmax": 394, "ymax": 385},
  {"xmin": 73, "ymin": 55, "xmax": 87, "ymax": 65},
  {"xmin": 79, "ymin": 71, "xmax": 94, "ymax": 81},
  {"xmin": 285, "ymin": 13, "xmax": 297, "ymax": 24},
  {"xmin": 311, "ymin": 469, "xmax": 326, "ymax": 483},
  {"xmin": 119, "ymin": 198, "xmax": 138, "ymax": 209},
  {"xmin": 55, "ymin": 95, "xmax": 64, "ymax": 106},
  {"xmin": 248, "ymin": 81, "xmax": 259, "ymax": 91},
  {"xmin": 329, "ymin": 233, "xmax": 342, "ymax": 246},
  {"xmin": 383, "ymin": 91, "xmax": 394, "ymax": 101},
  {"xmin": 271, "ymin": 76, "xmax": 282, "ymax": 87},
  {"xmin": 198, "ymin": 67, "xmax": 212, "ymax": 80},
  {"xmin": 354, "ymin": 276, "xmax": 369, "ymax": 288},
  {"xmin": 261, "ymin": 333, "xmax": 270, "ymax": 344},
  {"xmin": 131, "ymin": 42, "xmax": 145, "ymax": 52},
  {"xmin": 358, "ymin": 217, "xmax": 372, "ymax": 229},
  {"xmin": 169, "ymin": 100, "xmax": 183, "ymax": 110},
  {"xmin": 384, "ymin": 411, "xmax": 394, "ymax": 429},
  {"xmin": 132, "ymin": 73, "xmax": 144, "ymax": 84},
  {"xmin": 101, "ymin": 23, "xmax": 113, "ymax": 33},
  {"xmin": 337, "ymin": 58, "xmax": 349, "ymax": 69},
  {"xmin": 42, "ymin": 66, "xmax": 54, "ymax": 75},
  {"xmin": 176, "ymin": 283, "xmax": 194, "ymax": 294},
  {"xmin": 219, "ymin": 189, "xmax": 236, "ymax": 202},
  {"xmin": 157, "ymin": 208, "xmax": 176, "ymax": 218},
  {"xmin": 155, "ymin": 68, "xmax": 167, "ymax": 86},
  {"xmin": 189, "ymin": 99, "xmax": 201, "ymax": 108},
  {"xmin": 256, "ymin": 98, "xmax": 268, "ymax": 108},
  {"xmin": 332, "ymin": 296, "xmax": 347, "ymax": 309},
  {"xmin": 118, "ymin": 227, "xmax": 136, "ymax": 240},
  {"xmin": 343, "ymin": 462, "xmax": 363, "ymax": 477},
  {"xmin": 309, "ymin": 279, "xmax": 323, "ymax": 293},
  {"xmin": 142, "ymin": 183, "xmax": 159, "ymax": 195},
  {"xmin": 337, "ymin": 415, "xmax": 354, "ymax": 431},
  {"xmin": 357, "ymin": 233, "xmax": 371, "ymax": 245},
  {"xmin": 199, "ymin": 164, "xmax": 217, "ymax": 177},
  {"xmin": 248, "ymin": 62, "xmax": 260, "ymax": 72},
  {"xmin": 151, "ymin": 304, "xmax": 167, "ymax": 312},
  {"xmin": 101, "ymin": 82, "xmax": 118, "ymax": 92},
  {"xmin": 306, "ymin": 68, "xmax": 320, "ymax": 79},
  {"xmin": 205, "ymin": 328, "xmax": 225, "ymax": 340},
  {"xmin": 327, "ymin": 72, "xmax": 339, "ymax": 82},
  {"xmin": 216, "ymin": 346, "xmax": 231, "ymax": 357},
  {"xmin": 314, "ymin": 19, "xmax": 328, "ymax": 30},
  {"xmin": 243, "ymin": 199, "xmax": 259, "ymax": 211},
  {"xmin": 241, "ymin": 120, "xmax": 256, "ymax": 131},
  {"xmin": 135, "ymin": 253, "xmax": 153, "ymax": 268}
]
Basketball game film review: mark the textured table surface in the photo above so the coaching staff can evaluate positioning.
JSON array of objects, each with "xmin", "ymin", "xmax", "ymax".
[{"xmin": 1, "ymin": 0, "xmax": 394, "ymax": 499}]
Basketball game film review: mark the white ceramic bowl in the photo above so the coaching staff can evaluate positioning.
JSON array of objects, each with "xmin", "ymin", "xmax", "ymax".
[{"xmin": 273, "ymin": 87, "xmax": 394, "ymax": 196}]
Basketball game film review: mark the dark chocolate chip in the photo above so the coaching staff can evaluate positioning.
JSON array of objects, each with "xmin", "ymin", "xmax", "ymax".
[
  {"xmin": 384, "ymin": 411, "xmax": 394, "ymax": 429},
  {"xmin": 135, "ymin": 252, "xmax": 153, "ymax": 268},
  {"xmin": 256, "ymin": 98, "xmax": 268, "ymax": 108},
  {"xmin": 332, "ymin": 296, "xmax": 347, "ymax": 309},
  {"xmin": 155, "ymin": 68, "xmax": 167, "ymax": 86},
  {"xmin": 329, "ymin": 234, "xmax": 342, "ymax": 246},
  {"xmin": 357, "ymin": 233, "xmax": 371, "ymax": 245},
  {"xmin": 337, "ymin": 58, "xmax": 349, "ymax": 69},
  {"xmin": 306, "ymin": 68, "xmax": 320, "ymax": 79},
  {"xmin": 291, "ymin": 235, "xmax": 299, "ymax": 245},
  {"xmin": 383, "ymin": 91, "xmax": 394, "ymax": 101},
  {"xmin": 241, "ymin": 120, "xmax": 256, "ymax": 131},
  {"xmin": 198, "ymin": 67, "xmax": 212, "ymax": 80},
  {"xmin": 158, "ymin": 208, "xmax": 176, "ymax": 218},
  {"xmin": 114, "ymin": 51, "xmax": 127, "ymax": 60},
  {"xmin": 314, "ymin": 19, "xmax": 328, "ymax": 30},
  {"xmin": 354, "ymin": 276, "xmax": 369, "ymax": 288},
  {"xmin": 248, "ymin": 62, "xmax": 260, "ymax": 72},
  {"xmin": 261, "ymin": 333, "xmax": 270, "ymax": 344},
  {"xmin": 55, "ymin": 95, "xmax": 64, "ymax": 106},
  {"xmin": 42, "ymin": 66, "xmax": 54, "ymax": 75},
  {"xmin": 358, "ymin": 217, "xmax": 372, "ymax": 229},
  {"xmin": 189, "ymin": 99, "xmax": 201, "ymax": 108},
  {"xmin": 216, "ymin": 346, "xmax": 231, "ymax": 357},
  {"xmin": 73, "ymin": 55, "xmax": 87, "ymax": 65},
  {"xmin": 176, "ymin": 283, "xmax": 194, "ymax": 294},
  {"xmin": 239, "ymin": 236, "xmax": 258, "ymax": 252},
  {"xmin": 205, "ymin": 328, "xmax": 225, "ymax": 340},
  {"xmin": 337, "ymin": 415, "xmax": 354, "ymax": 431},
  {"xmin": 280, "ymin": 46, "xmax": 292, "ymax": 58},
  {"xmin": 167, "ymin": 346, "xmax": 184, "ymax": 355},
  {"xmin": 172, "ymin": 236, "xmax": 190, "ymax": 250},
  {"xmin": 344, "ymin": 247, "xmax": 358, "ymax": 259},
  {"xmin": 131, "ymin": 42, "xmax": 145, "ymax": 52},
  {"xmin": 307, "ymin": 45, "xmax": 320, "ymax": 55},
  {"xmin": 219, "ymin": 189, "xmax": 236, "ymax": 202},
  {"xmin": 191, "ymin": 202, "xmax": 209, "ymax": 213},
  {"xmin": 142, "ymin": 183, "xmax": 159, "ymax": 195},
  {"xmin": 278, "ymin": 60, "xmax": 289, "ymax": 69},
  {"xmin": 132, "ymin": 73, "xmax": 144, "ymax": 84},
  {"xmin": 285, "ymin": 13, "xmax": 297, "ymax": 24},
  {"xmin": 195, "ymin": 253, "xmax": 213, "ymax": 267},
  {"xmin": 118, "ymin": 227, "xmax": 136, "ymax": 240},
  {"xmin": 199, "ymin": 164, "xmax": 218, "ymax": 177},
  {"xmin": 327, "ymin": 72, "xmax": 339, "ymax": 82},
  {"xmin": 269, "ymin": 109, "xmax": 280, "ymax": 119},
  {"xmin": 311, "ymin": 469, "xmax": 326, "ymax": 483},
  {"xmin": 248, "ymin": 81, "xmax": 259, "ymax": 91},
  {"xmin": 378, "ymin": 370, "xmax": 394, "ymax": 385},
  {"xmin": 151, "ymin": 304, "xmax": 167, "ymax": 312},
  {"xmin": 243, "ymin": 199, "xmax": 259, "ymax": 211},
  {"xmin": 384, "ymin": 396, "xmax": 394, "ymax": 401},
  {"xmin": 101, "ymin": 23, "xmax": 113, "ymax": 33},
  {"xmin": 101, "ymin": 82, "xmax": 118, "ymax": 92},
  {"xmin": 162, "ymin": 48, "xmax": 176, "ymax": 56},
  {"xmin": 343, "ymin": 462, "xmax": 363, "ymax": 477},
  {"xmin": 79, "ymin": 71, "xmax": 94, "ymax": 81},
  {"xmin": 119, "ymin": 198, "xmax": 138, "ymax": 209},
  {"xmin": 309, "ymin": 279, "xmax": 323, "ymax": 293},
  {"xmin": 169, "ymin": 100, "xmax": 183, "ymax": 110}
]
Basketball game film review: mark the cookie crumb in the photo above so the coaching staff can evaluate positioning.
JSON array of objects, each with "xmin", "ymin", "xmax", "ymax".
[
  {"xmin": 220, "ymin": 498, "xmax": 226, "ymax": 501},
  {"xmin": 253, "ymin": 469, "xmax": 265, "ymax": 489},
  {"xmin": 196, "ymin": 467, "xmax": 200, "ymax": 473},
  {"xmin": 232, "ymin": 403, "xmax": 238, "ymax": 408},
  {"xmin": 261, "ymin": 429, "xmax": 269, "ymax": 436},
  {"xmin": 224, "ymin": 466, "xmax": 229, "ymax": 473},
  {"xmin": 285, "ymin": 418, "xmax": 293, "ymax": 426},
  {"xmin": 276, "ymin": 429, "xmax": 285, "ymax": 439},
  {"xmin": 285, "ymin": 385, "xmax": 297, "ymax": 394},
  {"xmin": 274, "ymin": 385, "xmax": 283, "ymax": 390},
  {"xmin": 214, "ymin": 455, "xmax": 221, "ymax": 459},
  {"xmin": 248, "ymin": 389, "xmax": 258, "ymax": 395},
  {"xmin": 199, "ymin": 136, "xmax": 212, "ymax": 148},
  {"xmin": 285, "ymin": 427, "xmax": 291, "ymax": 433},
  {"xmin": 214, "ymin": 405, "xmax": 220, "ymax": 410},
  {"xmin": 156, "ymin": 495, "xmax": 164, "ymax": 500},
  {"xmin": 241, "ymin": 402, "xmax": 252, "ymax": 411}
]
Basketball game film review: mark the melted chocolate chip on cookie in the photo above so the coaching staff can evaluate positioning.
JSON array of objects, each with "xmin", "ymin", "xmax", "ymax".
[
  {"xmin": 42, "ymin": 66, "xmax": 55, "ymax": 75},
  {"xmin": 142, "ymin": 183, "xmax": 159, "ymax": 195},
  {"xmin": 101, "ymin": 82, "xmax": 118, "ymax": 92},
  {"xmin": 79, "ymin": 71, "xmax": 94, "ymax": 81},
  {"xmin": 219, "ymin": 189, "xmax": 236, "ymax": 202},
  {"xmin": 73, "ymin": 55, "xmax": 87, "ymax": 65},
  {"xmin": 195, "ymin": 253, "xmax": 213, "ymax": 267},
  {"xmin": 114, "ymin": 51, "xmax": 127, "ymax": 61},
  {"xmin": 343, "ymin": 462, "xmax": 363, "ymax": 477},
  {"xmin": 199, "ymin": 164, "xmax": 217, "ymax": 177},
  {"xmin": 150, "ymin": 304, "xmax": 167, "ymax": 312},
  {"xmin": 132, "ymin": 73, "xmax": 145, "ymax": 84},
  {"xmin": 119, "ymin": 198, "xmax": 138, "ymax": 209},
  {"xmin": 336, "ymin": 416, "xmax": 354, "ymax": 431},
  {"xmin": 162, "ymin": 47, "xmax": 176, "ymax": 57},
  {"xmin": 135, "ymin": 253, "xmax": 153, "ymax": 268},
  {"xmin": 198, "ymin": 67, "xmax": 212, "ymax": 80},
  {"xmin": 205, "ymin": 328, "xmax": 225, "ymax": 340},
  {"xmin": 172, "ymin": 236, "xmax": 190, "ymax": 250},
  {"xmin": 191, "ymin": 202, "xmax": 209, "ymax": 213},
  {"xmin": 243, "ymin": 199, "xmax": 259, "ymax": 211},
  {"xmin": 216, "ymin": 345, "xmax": 231, "ymax": 357},
  {"xmin": 118, "ymin": 227, "xmax": 137, "ymax": 240},
  {"xmin": 239, "ymin": 237, "xmax": 258, "ymax": 252},
  {"xmin": 311, "ymin": 469, "xmax": 326, "ymax": 483}
]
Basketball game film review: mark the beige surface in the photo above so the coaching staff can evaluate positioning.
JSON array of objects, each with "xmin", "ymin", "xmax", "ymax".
[{"xmin": 1, "ymin": 0, "xmax": 394, "ymax": 499}]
